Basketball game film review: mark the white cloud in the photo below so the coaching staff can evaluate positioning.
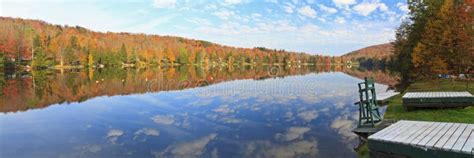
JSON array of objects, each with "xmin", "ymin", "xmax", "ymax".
[
  {"xmin": 283, "ymin": 2, "xmax": 295, "ymax": 13},
  {"xmin": 156, "ymin": 134, "xmax": 217, "ymax": 158},
  {"xmin": 152, "ymin": 0, "xmax": 176, "ymax": 8},
  {"xmin": 213, "ymin": 9, "xmax": 236, "ymax": 20},
  {"xmin": 318, "ymin": 4, "xmax": 337, "ymax": 14},
  {"xmin": 378, "ymin": 3, "xmax": 388, "ymax": 12},
  {"xmin": 187, "ymin": 17, "xmax": 212, "ymax": 26},
  {"xmin": 307, "ymin": 0, "xmax": 315, "ymax": 4},
  {"xmin": 331, "ymin": 117, "xmax": 358, "ymax": 142},
  {"xmin": 151, "ymin": 115, "xmax": 175, "ymax": 125},
  {"xmin": 297, "ymin": 110, "xmax": 319, "ymax": 122},
  {"xmin": 133, "ymin": 128, "xmax": 160, "ymax": 141},
  {"xmin": 135, "ymin": 128, "xmax": 160, "ymax": 136},
  {"xmin": 205, "ymin": 4, "xmax": 218, "ymax": 10},
  {"xmin": 353, "ymin": 2, "xmax": 382, "ymax": 16},
  {"xmin": 334, "ymin": 16, "xmax": 346, "ymax": 24},
  {"xmin": 297, "ymin": 5, "xmax": 317, "ymax": 18},
  {"xmin": 213, "ymin": 104, "xmax": 234, "ymax": 113},
  {"xmin": 265, "ymin": 0, "xmax": 278, "ymax": 4},
  {"xmin": 396, "ymin": 2, "xmax": 409, "ymax": 13},
  {"xmin": 252, "ymin": 13, "xmax": 262, "ymax": 18},
  {"xmin": 223, "ymin": 0, "xmax": 243, "ymax": 5},
  {"xmin": 242, "ymin": 140, "xmax": 318, "ymax": 157},
  {"xmin": 332, "ymin": 0, "xmax": 356, "ymax": 8},
  {"xmin": 276, "ymin": 127, "xmax": 311, "ymax": 141},
  {"xmin": 107, "ymin": 129, "xmax": 124, "ymax": 144},
  {"xmin": 318, "ymin": 17, "xmax": 327, "ymax": 22},
  {"xmin": 300, "ymin": 24, "xmax": 319, "ymax": 33},
  {"xmin": 79, "ymin": 144, "xmax": 102, "ymax": 153}
]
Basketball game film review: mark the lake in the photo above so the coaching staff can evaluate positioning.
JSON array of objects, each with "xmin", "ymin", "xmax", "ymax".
[{"xmin": 0, "ymin": 65, "xmax": 399, "ymax": 158}]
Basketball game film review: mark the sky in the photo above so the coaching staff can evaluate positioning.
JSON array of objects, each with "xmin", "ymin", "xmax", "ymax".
[{"xmin": 0, "ymin": 0, "xmax": 409, "ymax": 55}]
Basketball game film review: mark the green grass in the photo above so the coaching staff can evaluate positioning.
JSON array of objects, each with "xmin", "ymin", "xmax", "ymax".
[
  {"xmin": 384, "ymin": 79, "xmax": 474, "ymax": 123},
  {"xmin": 357, "ymin": 143, "xmax": 369, "ymax": 158},
  {"xmin": 405, "ymin": 79, "xmax": 473, "ymax": 93}
]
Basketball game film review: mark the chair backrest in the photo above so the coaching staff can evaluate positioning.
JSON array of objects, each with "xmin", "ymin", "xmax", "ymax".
[{"xmin": 358, "ymin": 77, "xmax": 377, "ymax": 106}]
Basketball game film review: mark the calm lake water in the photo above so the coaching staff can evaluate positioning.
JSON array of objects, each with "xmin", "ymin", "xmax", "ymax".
[{"xmin": 0, "ymin": 66, "xmax": 399, "ymax": 158}]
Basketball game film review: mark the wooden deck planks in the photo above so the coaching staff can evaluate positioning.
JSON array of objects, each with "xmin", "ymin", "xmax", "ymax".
[
  {"xmin": 442, "ymin": 124, "xmax": 467, "ymax": 149},
  {"xmin": 368, "ymin": 121, "xmax": 403, "ymax": 140},
  {"xmin": 402, "ymin": 91, "xmax": 474, "ymax": 108},
  {"xmin": 461, "ymin": 125, "xmax": 474, "ymax": 154},
  {"xmin": 425, "ymin": 123, "xmax": 454, "ymax": 147},
  {"xmin": 393, "ymin": 121, "xmax": 431, "ymax": 143},
  {"xmin": 417, "ymin": 123, "xmax": 448, "ymax": 146},
  {"xmin": 376, "ymin": 92, "xmax": 399, "ymax": 102},
  {"xmin": 369, "ymin": 120, "xmax": 474, "ymax": 156},
  {"xmin": 402, "ymin": 91, "xmax": 473, "ymax": 99},
  {"xmin": 434, "ymin": 123, "xmax": 460, "ymax": 149},
  {"xmin": 410, "ymin": 122, "xmax": 442, "ymax": 145},
  {"xmin": 401, "ymin": 122, "xmax": 435, "ymax": 144},
  {"xmin": 379, "ymin": 121, "xmax": 416, "ymax": 142},
  {"xmin": 452, "ymin": 125, "xmax": 473, "ymax": 152}
]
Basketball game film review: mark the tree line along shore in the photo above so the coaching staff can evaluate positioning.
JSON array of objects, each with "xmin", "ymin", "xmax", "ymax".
[{"xmin": 0, "ymin": 17, "xmax": 351, "ymax": 71}]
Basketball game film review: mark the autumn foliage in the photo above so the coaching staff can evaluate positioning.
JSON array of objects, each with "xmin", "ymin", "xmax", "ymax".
[
  {"xmin": 0, "ymin": 17, "xmax": 343, "ymax": 68},
  {"xmin": 392, "ymin": 0, "xmax": 473, "ymax": 77}
]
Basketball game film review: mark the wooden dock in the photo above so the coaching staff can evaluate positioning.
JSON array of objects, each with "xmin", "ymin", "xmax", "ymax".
[
  {"xmin": 354, "ymin": 92, "xmax": 400, "ymax": 105},
  {"xmin": 377, "ymin": 92, "xmax": 400, "ymax": 104},
  {"xmin": 368, "ymin": 120, "xmax": 474, "ymax": 158},
  {"xmin": 402, "ymin": 91, "xmax": 474, "ymax": 108}
]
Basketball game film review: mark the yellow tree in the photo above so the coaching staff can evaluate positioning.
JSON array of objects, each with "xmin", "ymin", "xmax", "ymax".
[
  {"xmin": 411, "ymin": 0, "xmax": 452, "ymax": 76},
  {"xmin": 167, "ymin": 47, "xmax": 175, "ymax": 65},
  {"xmin": 156, "ymin": 48, "xmax": 163, "ymax": 65}
]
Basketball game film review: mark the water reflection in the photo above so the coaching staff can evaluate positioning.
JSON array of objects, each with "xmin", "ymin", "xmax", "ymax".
[{"xmin": 0, "ymin": 65, "xmax": 398, "ymax": 158}]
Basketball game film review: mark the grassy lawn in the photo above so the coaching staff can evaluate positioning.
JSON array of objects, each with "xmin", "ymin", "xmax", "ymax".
[{"xmin": 384, "ymin": 79, "xmax": 474, "ymax": 123}]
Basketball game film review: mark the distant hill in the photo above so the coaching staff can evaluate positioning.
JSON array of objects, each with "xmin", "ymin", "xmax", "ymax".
[{"xmin": 342, "ymin": 43, "xmax": 394, "ymax": 60}]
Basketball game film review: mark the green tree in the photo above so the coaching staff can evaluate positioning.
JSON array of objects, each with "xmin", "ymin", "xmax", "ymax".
[
  {"xmin": 195, "ymin": 50, "xmax": 204, "ymax": 64},
  {"xmin": 69, "ymin": 35, "xmax": 78, "ymax": 49},
  {"xmin": 178, "ymin": 47, "xmax": 188, "ymax": 64},
  {"xmin": 31, "ymin": 35, "xmax": 52, "ymax": 68},
  {"xmin": 32, "ymin": 49, "xmax": 50, "ymax": 69},
  {"xmin": 0, "ymin": 51, "xmax": 4, "ymax": 68},
  {"xmin": 119, "ymin": 43, "xmax": 127, "ymax": 64}
]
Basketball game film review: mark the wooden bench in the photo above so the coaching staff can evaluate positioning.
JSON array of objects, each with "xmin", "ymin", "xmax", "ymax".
[
  {"xmin": 368, "ymin": 120, "xmax": 474, "ymax": 158},
  {"xmin": 402, "ymin": 91, "xmax": 474, "ymax": 109}
]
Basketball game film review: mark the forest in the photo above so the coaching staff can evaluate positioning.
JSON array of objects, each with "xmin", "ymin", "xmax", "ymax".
[
  {"xmin": 0, "ymin": 17, "xmax": 346, "ymax": 70},
  {"xmin": 390, "ymin": 0, "xmax": 474, "ymax": 79}
]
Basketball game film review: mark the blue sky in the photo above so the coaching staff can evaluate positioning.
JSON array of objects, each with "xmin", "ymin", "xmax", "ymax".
[{"xmin": 1, "ymin": 0, "xmax": 409, "ymax": 55}]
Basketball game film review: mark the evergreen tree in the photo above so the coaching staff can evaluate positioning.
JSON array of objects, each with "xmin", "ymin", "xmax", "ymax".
[
  {"xmin": 119, "ymin": 43, "xmax": 127, "ymax": 63},
  {"xmin": 178, "ymin": 47, "xmax": 188, "ymax": 64},
  {"xmin": 32, "ymin": 35, "xmax": 52, "ymax": 68}
]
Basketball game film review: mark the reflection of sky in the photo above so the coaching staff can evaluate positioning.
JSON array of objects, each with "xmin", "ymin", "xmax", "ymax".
[{"xmin": 0, "ymin": 72, "xmax": 391, "ymax": 158}]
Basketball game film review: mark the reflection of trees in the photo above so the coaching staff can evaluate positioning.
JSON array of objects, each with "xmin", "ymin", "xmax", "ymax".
[
  {"xmin": 0, "ymin": 65, "xmax": 399, "ymax": 113},
  {"xmin": 341, "ymin": 68, "xmax": 400, "ymax": 88}
]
